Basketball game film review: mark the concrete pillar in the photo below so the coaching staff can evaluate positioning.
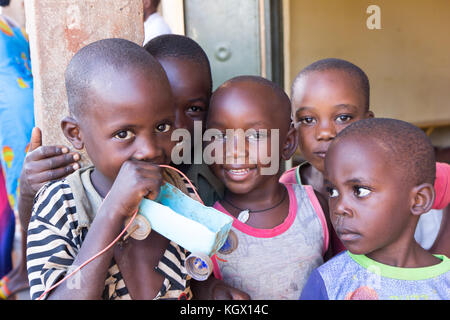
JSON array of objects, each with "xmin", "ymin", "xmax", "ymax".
[{"xmin": 24, "ymin": 0, "xmax": 144, "ymax": 165}]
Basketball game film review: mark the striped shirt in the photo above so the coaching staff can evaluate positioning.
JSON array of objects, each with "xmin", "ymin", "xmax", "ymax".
[{"xmin": 26, "ymin": 166, "xmax": 194, "ymax": 300}]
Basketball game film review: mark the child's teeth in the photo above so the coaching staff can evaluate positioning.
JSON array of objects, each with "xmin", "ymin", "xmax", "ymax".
[{"xmin": 229, "ymin": 168, "xmax": 249, "ymax": 175}]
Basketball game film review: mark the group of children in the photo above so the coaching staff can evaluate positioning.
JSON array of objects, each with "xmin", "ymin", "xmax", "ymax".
[{"xmin": 18, "ymin": 34, "xmax": 449, "ymax": 300}]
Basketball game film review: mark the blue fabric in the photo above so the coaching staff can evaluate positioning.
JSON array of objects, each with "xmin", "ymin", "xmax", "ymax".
[
  {"xmin": 299, "ymin": 269, "xmax": 328, "ymax": 300},
  {"xmin": 0, "ymin": 165, "xmax": 15, "ymax": 277},
  {"xmin": 0, "ymin": 17, "xmax": 34, "ymax": 211}
]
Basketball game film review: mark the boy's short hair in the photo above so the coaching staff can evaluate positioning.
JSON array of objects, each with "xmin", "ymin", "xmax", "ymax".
[
  {"xmin": 212, "ymin": 75, "xmax": 292, "ymax": 126},
  {"xmin": 65, "ymin": 38, "xmax": 166, "ymax": 119},
  {"xmin": 292, "ymin": 58, "xmax": 370, "ymax": 110},
  {"xmin": 335, "ymin": 118, "xmax": 435, "ymax": 185},
  {"xmin": 144, "ymin": 34, "xmax": 212, "ymax": 92},
  {"xmin": 0, "ymin": 0, "xmax": 10, "ymax": 6}
]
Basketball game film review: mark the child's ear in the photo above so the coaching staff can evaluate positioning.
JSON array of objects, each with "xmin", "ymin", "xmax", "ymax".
[
  {"xmin": 365, "ymin": 110, "xmax": 375, "ymax": 118},
  {"xmin": 61, "ymin": 116, "xmax": 84, "ymax": 150},
  {"xmin": 410, "ymin": 183, "xmax": 435, "ymax": 216},
  {"xmin": 281, "ymin": 124, "xmax": 299, "ymax": 160}
]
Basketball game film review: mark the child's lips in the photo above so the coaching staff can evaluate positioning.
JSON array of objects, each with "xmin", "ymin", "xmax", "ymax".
[
  {"xmin": 223, "ymin": 166, "xmax": 257, "ymax": 181},
  {"xmin": 313, "ymin": 144, "xmax": 330, "ymax": 159},
  {"xmin": 313, "ymin": 151, "xmax": 327, "ymax": 159},
  {"xmin": 336, "ymin": 227, "xmax": 361, "ymax": 242}
]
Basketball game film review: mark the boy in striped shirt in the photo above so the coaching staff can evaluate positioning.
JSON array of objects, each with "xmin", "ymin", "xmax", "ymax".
[{"xmin": 26, "ymin": 38, "xmax": 246, "ymax": 300}]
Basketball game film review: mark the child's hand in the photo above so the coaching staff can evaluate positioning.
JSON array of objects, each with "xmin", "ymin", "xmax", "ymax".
[
  {"xmin": 105, "ymin": 159, "xmax": 163, "ymax": 220},
  {"xmin": 20, "ymin": 127, "xmax": 81, "ymax": 200},
  {"xmin": 211, "ymin": 280, "xmax": 251, "ymax": 300}
]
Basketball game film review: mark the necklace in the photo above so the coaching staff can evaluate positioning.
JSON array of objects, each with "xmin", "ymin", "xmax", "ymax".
[{"xmin": 222, "ymin": 189, "xmax": 287, "ymax": 223}]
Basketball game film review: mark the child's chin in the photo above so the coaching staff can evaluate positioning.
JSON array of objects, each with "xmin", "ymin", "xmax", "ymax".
[
  {"xmin": 346, "ymin": 245, "xmax": 370, "ymax": 256},
  {"xmin": 312, "ymin": 159, "xmax": 326, "ymax": 173},
  {"xmin": 224, "ymin": 180, "xmax": 258, "ymax": 195}
]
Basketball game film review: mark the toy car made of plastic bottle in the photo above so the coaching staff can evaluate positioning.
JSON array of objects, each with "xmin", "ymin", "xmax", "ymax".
[{"xmin": 126, "ymin": 182, "xmax": 233, "ymax": 281}]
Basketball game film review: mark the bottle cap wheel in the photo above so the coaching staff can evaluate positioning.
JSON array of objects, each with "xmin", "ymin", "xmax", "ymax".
[
  {"xmin": 185, "ymin": 253, "xmax": 212, "ymax": 281},
  {"xmin": 126, "ymin": 214, "xmax": 151, "ymax": 240},
  {"xmin": 218, "ymin": 230, "xmax": 238, "ymax": 255}
]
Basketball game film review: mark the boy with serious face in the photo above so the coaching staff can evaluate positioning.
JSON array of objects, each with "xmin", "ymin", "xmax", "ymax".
[
  {"xmin": 145, "ymin": 35, "xmax": 224, "ymax": 206},
  {"xmin": 300, "ymin": 118, "xmax": 449, "ymax": 300}
]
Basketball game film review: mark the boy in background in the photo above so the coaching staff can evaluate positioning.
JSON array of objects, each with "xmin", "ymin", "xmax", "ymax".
[
  {"xmin": 283, "ymin": 58, "xmax": 450, "ymax": 255},
  {"xmin": 142, "ymin": 0, "xmax": 171, "ymax": 45},
  {"xmin": 145, "ymin": 34, "xmax": 224, "ymax": 206}
]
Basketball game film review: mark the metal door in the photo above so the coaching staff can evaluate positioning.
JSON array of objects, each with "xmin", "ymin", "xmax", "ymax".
[{"xmin": 184, "ymin": 0, "xmax": 283, "ymax": 90}]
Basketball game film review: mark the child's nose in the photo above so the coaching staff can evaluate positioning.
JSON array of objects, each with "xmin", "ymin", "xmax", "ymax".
[
  {"xmin": 133, "ymin": 137, "xmax": 162, "ymax": 162},
  {"xmin": 332, "ymin": 194, "xmax": 353, "ymax": 219},
  {"xmin": 315, "ymin": 120, "xmax": 336, "ymax": 141},
  {"xmin": 225, "ymin": 131, "xmax": 248, "ymax": 161}
]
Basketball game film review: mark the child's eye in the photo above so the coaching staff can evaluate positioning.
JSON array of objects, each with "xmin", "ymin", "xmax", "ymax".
[
  {"xmin": 354, "ymin": 186, "xmax": 371, "ymax": 198},
  {"xmin": 187, "ymin": 106, "xmax": 204, "ymax": 113},
  {"xmin": 114, "ymin": 130, "xmax": 135, "ymax": 140},
  {"xmin": 298, "ymin": 116, "xmax": 316, "ymax": 125},
  {"xmin": 155, "ymin": 123, "xmax": 171, "ymax": 133},
  {"xmin": 335, "ymin": 114, "xmax": 353, "ymax": 124},
  {"xmin": 327, "ymin": 187, "xmax": 339, "ymax": 198},
  {"xmin": 246, "ymin": 130, "xmax": 267, "ymax": 142}
]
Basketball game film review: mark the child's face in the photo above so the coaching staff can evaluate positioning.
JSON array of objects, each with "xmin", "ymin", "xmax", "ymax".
[
  {"xmin": 206, "ymin": 81, "xmax": 294, "ymax": 195},
  {"xmin": 292, "ymin": 69, "xmax": 373, "ymax": 173},
  {"xmin": 324, "ymin": 136, "xmax": 414, "ymax": 255},
  {"xmin": 158, "ymin": 57, "xmax": 211, "ymax": 136},
  {"xmin": 76, "ymin": 69, "xmax": 176, "ymax": 186}
]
